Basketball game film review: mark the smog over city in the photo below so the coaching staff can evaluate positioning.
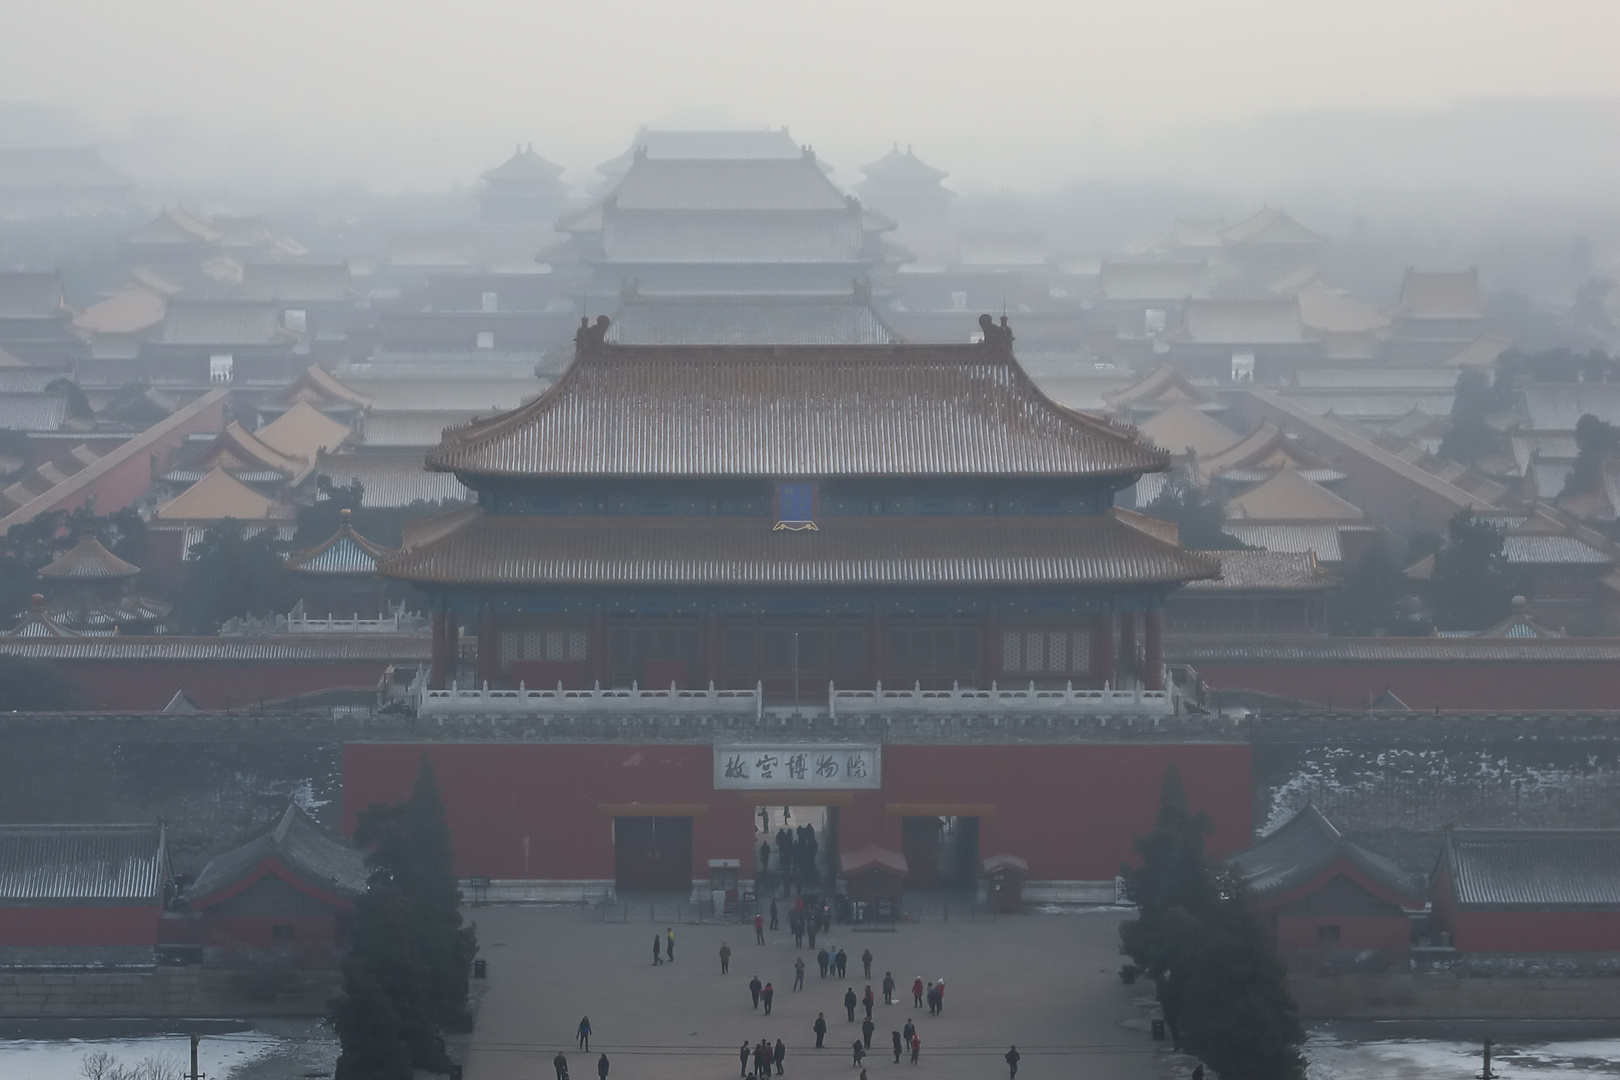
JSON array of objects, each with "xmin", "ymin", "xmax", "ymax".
[{"xmin": 4, "ymin": 3, "xmax": 1620, "ymax": 1080}]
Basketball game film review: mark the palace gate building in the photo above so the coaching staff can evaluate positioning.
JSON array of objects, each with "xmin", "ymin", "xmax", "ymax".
[{"xmin": 347, "ymin": 317, "xmax": 1250, "ymax": 901}]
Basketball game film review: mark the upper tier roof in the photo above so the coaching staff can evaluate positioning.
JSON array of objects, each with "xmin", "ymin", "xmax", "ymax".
[
  {"xmin": 427, "ymin": 324, "xmax": 1169, "ymax": 480},
  {"xmin": 610, "ymin": 154, "xmax": 850, "ymax": 212},
  {"xmin": 1229, "ymin": 805, "xmax": 1423, "ymax": 905}
]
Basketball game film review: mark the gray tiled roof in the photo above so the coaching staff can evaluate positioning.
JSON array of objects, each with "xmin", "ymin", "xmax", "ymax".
[
  {"xmin": 0, "ymin": 393, "xmax": 66, "ymax": 431},
  {"xmin": 428, "ymin": 339, "xmax": 1169, "ymax": 480},
  {"xmin": 1442, "ymin": 829, "xmax": 1620, "ymax": 908},
  {"xmin": 313, "ymin": 452, "xmax": 471, "ymax": 507},
  {"xmin": 1166, "ymin": 635, "xmax": 1620, "ymax": 663},
  {"xmin": 286, "ymin": 519, "xmax": 396, "ymax": 575},
  {"xmin": 381, "ymin": 509, "xmax": 1221, "ymax": 587},
  {"xmin": 601, "ymin": 211, "xmax": 866, "ymax": 263},
  {"xmin": 1220, "ymin": 523, "xmax": 1344, "ymax": 562},
  {"xmin": 160, "ymin": 301, "xmax": 289, "ymax": 346},
  {"xmin": 187, "ymin": 804, "xmax": 366, "ymax": 906},
  {"xmin": 1230, "ymin": 805, "xmax": 1423, "ymax": 904},
  {"xmin": 0, "ymin": 636, "xmax": 431, "ymax": 661},
  {"xmin": 0, "ymin": 824, "xmax": 167, "ymax": 904},
  {"xmin": 1181, "ymin": 550, "xmax": 1336, "ymax": 591}
]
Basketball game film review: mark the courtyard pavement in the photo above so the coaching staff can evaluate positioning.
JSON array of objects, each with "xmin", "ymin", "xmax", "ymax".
[{"xmin": 460, "ymin": 905, "xmax": 1168, "ymax": 1080}]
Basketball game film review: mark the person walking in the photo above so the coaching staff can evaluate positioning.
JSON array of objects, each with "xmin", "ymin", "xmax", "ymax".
[
  {"xmin": 652, "ymin": 934, "xmax": 663, "ymax": 965},
  {"xmin": 740, "ymin": 1041, "xmax": 752, "ymax": 1078},
  {"xmin": 666, "ymin": 927, "xmax": 675, "ymax": 962},
  {"xmin": 902, "ymin": 1019, "xmax": 915, "ymax": 1047},
  {"xmin": 597, "ymin": 1052, "xmax": 609, "ymax": 1080},
  {"xmin": 813, "ymin": 1013, "xmax": 828, "ymax": 1049},
  {"xmin": 935, "ymin": 979, "xmax": 945, "ymax": 1013},
  {"xmin": 1005, "ymin": 1045, "xmax": 1021, "ymax": 1079},
  {"xmin": 861, "ymin": 1017, "xmax": 875, "ymax": 1051},
  {"xmin": 807, "ymin": 920, "xmax": 817, "ymax": 950},
  {"xmin": 844, "ymin": 987, "xmax": 857, "ymax": 1022},
  {"xmin": 909, "ymin": 1033, "xmax": 920, "ymax": 1065},
  {"xmin": 762, "ymin": 981, "xmax": 775, "ymax": 1015},
  {"xmin": 911, "ymin": 976, "xmax": 923, "ymax": 1008},
  {"xmin": 773, "ymin": 1038, "xmax": 786, "ymax": 1076},
  {"xmin": 818, "ymin": 947, "xmax": 830, "ymax": 978},
  {"xmin": 577, "ymin": 1016, "xmax": 591, "ymax": 1051},
  {"xmin": 755, "ymin": 912, "xmax": 766, "ymax": 944},
  {"xmin": 925, "ymin": 983, "xmax": 937, "ymax": 1016},
  {"xmin": 891, "ymin": 1031, "xmax": 903, "ymax": 1064},
  {"xmin": 749, "ymin": 975, "xmax": 763, "ymax": 1009},
  {"xmin": 770, "ymin": 898, "xmax": 779, "ymax": 930},
  {"xmin": 793, "ymin": 956, "xmax": 805, "ymax": 991},
  {"xmin": 862, "ymin": 985, "xmax": 875, "ymax": 1021},
  {"xmin": 881, "ymin": 972, "xmax": 895, "ymax": 1005},
  {"xmin": 554, "ymin": 1052, "xmax": 568, "ymax": 1080},
  {"xmin": 852, "ymin": 1040, "xmax": 866, "ymax": 1068},
  {"xmin": 792, "ymin": 911, "xmax": 804, "ymax": 948},
  {"xmin": 861, "ymin": 948, "xmax": 873, "ymax": 979},
  {"xmin": 836, "ymin": 947, "xmax": 848, "ymax": 978},
  {"xmin": 720, "ymin": 942, "xmax": 731, "ymax": 974}
]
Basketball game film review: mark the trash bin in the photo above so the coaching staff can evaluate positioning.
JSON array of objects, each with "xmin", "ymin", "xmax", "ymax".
[
  {"xmin": 473, "ymin": 958, "xmax": 487, "ymax": 979},
  {"xmin": 1151, "ymin": 1019, "xmax": 1166, "ymax": 1041}
]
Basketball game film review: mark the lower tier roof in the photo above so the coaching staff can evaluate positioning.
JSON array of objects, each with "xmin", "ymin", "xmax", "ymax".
[{"xmin": 380, "ymin": 508, "xmax": 1220, "ymax": 588}]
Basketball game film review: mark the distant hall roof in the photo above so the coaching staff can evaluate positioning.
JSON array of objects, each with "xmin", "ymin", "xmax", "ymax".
[
  {"xmin": 427, "ymin": 332, "xmax": 1170, "ymax": 480},
  {"xmin": 1394, "ymin": 269, "xmax": 1484, "ymax": 320},
  {"xmin": 610, "ymin": 155, "xmax": 849, "ymax": 212},
  {"xmin": 160, "ymin": 301, "xmax": 290, "ymax": 346},
  {"xmin": 0, "ymin": 271, "xmax": 66, "ymax": 319},
  {"xmin": 286, "ymin": 512, "xmax": 397, "ymax": 575},
  {"xmin": 861, "ymin": 145, "xmax": 948, "ymax": 183},
  {"xmin": 481, "ymin": 144, "xmax": 565, "ymax": 183},
  {"xmin": 0, "ymin": 823, "xmax": 168, "ymax": 904},
  {"xmin": 606, "ymin": 296, "xmax": 897, "ymax": 346},
  {"xmin": 1098, "ymin": 260, "xmax": 1211, "ymax": 302},
  {"xmin": 1178, "ymin": 298, "xmax": 1306, "ymax": 345},
  {"xmin": 1182, "ymin": 550, "xmax": 1336, "ymax": 592},
  {"xmin": 1221, "ymin": 208, "xmax": 1325, "ymax": 248}
]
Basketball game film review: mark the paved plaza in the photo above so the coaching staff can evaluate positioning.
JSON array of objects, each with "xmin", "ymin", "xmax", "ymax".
[{"xmin": 460, "ymin": 905, "xmax": 1169, "ymax": 1080}]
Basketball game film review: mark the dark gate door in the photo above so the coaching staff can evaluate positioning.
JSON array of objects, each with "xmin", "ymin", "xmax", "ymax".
[{"xmin": 614, "ymin": 816, "xmax": 694, "ymax": 891}]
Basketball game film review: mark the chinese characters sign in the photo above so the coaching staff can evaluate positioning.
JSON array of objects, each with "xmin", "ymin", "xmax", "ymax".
[{"xmin": 713, "ymin": 745, "xmax": 882, "ymax": 790}]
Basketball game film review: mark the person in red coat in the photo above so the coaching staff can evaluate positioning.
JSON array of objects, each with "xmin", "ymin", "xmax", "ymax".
[
  {"xmin": 754, "ymin": 912, "xmax": 766, "ymax": 944},
  {"xmin": 911, "ymin": 976, "xmax": 924, "ymax": 1007}
]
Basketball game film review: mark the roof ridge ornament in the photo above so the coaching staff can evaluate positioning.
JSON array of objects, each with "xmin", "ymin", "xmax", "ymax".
[
  {"xmin": 977, "ymin": 313, "xmax": 1014, "ymax": 354},
  {"xmin": 575, "ymin": 315, "xmax": 610, "ymax": 353}
]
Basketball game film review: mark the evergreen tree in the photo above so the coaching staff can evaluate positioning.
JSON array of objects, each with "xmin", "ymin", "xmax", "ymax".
[
  {"xmin": 1438, "ymin": 369, "xmax": 1503, "ymax": 466},
  {"xmin": 1328, "ymin": 542, "xmax": 1429, "ymax": 636},
  {"xmin": 1142, "ymin": 477, "xmax": 1255, "ymax": 551},
  {"xmin": 332, "ymin": 962, "xmax": 414, "ymax": 1080},
  {"xmin": 1119, "ymin": 765, "xmax": 1215, "ymax": 1048},
  {"xmin": 344, "ymin": 882, "xmax": 447, "ymax": 1070},
  {"xmin": 1121, "ymin": 767, "xmax": 1306, "ymax": 1080},
  {"xmin": 1561, "ymin": 413, "xmax": 1620, "ymax": 497},
  {"xmin": 1430, "ymin": 509, "xmax": 1515, "ymax": 630},
  {"xmin": 172, "ymin": 522, "xmax": 293, "ymax": 631},
  {"xmin": 355, "ymin": 756, "xmax": 479, "ymax": 1032}
]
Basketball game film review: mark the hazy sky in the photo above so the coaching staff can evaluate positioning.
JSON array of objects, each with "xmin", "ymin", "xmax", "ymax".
[{"xmin": 5, "ymin": 0, "xmax": 1620, "ymax": 189}]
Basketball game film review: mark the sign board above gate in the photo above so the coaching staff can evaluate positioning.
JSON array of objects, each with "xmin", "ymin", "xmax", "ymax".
[{"xmin": 713, "ymin": 745, "xmax": 882, "ymax": 790}]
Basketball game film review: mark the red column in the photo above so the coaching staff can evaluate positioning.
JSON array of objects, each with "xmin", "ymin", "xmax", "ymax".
[
  {"xmin": 870, "ymin": 612, "xmax": 888, "ymax": 688},
  {"xmin": 443, "ymin": 610, "xmax": 460, "ymax": 687},
  {"xmin": 1119, "ymin": 611, "xmax": 1139, "ymax": 680},
  {"xmin": 430, "ymin": 610, "xmax": 447, "ymax": 690},
  {"xmin": 1090, "ymin": 613, "xmax": 1113, "ymax": 688},
  {"xmin": 982, "ymin": 613, "xmax": 999, "ymax": 687},
  {"xmin": 477, "ymin": 611, "xmax": 497, "ymax": 687},
  {"xmin": 703, "ymin": 614, "xmax": 722, "ymax": 687},
  {"xmin": 589, "ymin": 611, "xmax": 607, "ymax": 687},
  {"xmin": 1144, "ymin": 610, "xmax": 1164, "ymax": 691}
]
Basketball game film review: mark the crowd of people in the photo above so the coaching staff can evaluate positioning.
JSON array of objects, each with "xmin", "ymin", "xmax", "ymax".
[
  {"xmin": 758, "ymin": 820, "xmax": 825, "ymax": 895},
  {"xmin": 730, "ymin": 933, "xmax": 953, "ymax": 1078}
]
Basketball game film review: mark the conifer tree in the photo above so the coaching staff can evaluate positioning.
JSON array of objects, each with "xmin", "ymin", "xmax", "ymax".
[
  {"xmin": 1121, "ymin": 766, "xmax": 1306, "ymax": 1080},
  {"xmin": 356, "ymin": 755, "xmax": 480, "ymax": 1031},
  {"xmin": 332, "ymin": 963, "xmax": 414, "ymax": 1080}
]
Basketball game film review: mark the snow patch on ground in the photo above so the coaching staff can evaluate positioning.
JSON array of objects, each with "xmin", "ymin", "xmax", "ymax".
[
  {"xmin": 0, "ymin": 1033, "xmax": 276, "ymax": 1080},
  {"xmin": 1307, "ymin": 1032, "xmax": 1620, "ymax": 1080}
]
